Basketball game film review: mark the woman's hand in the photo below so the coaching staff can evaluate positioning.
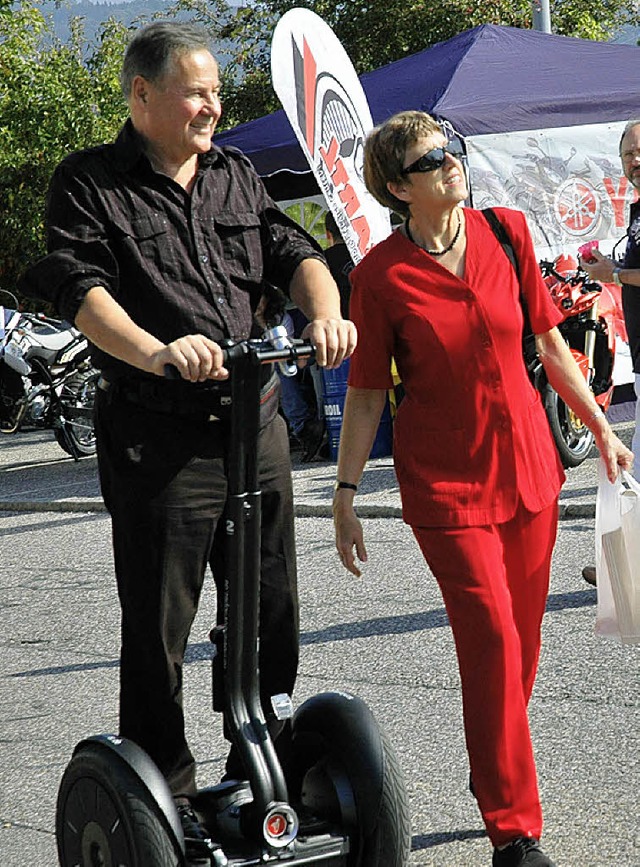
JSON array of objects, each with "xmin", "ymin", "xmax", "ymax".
[
  {"xmin": 592, "ymin": 421, "xmax": 634, "ymax": 483},
  {"xmin": 333, "ymin": 492, "xmax": 368, "ymax": 577}
]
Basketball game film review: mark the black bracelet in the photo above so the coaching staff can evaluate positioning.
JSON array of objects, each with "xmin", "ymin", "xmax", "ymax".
[{"xmin": 335, "ymin": 480, "xmax": 358, "ymax": 492}]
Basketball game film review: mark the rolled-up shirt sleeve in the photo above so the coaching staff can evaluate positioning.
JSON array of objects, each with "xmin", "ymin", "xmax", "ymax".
[{"xmin": 18, "ymin": 160, "xmax": 120, "ymax": 323}]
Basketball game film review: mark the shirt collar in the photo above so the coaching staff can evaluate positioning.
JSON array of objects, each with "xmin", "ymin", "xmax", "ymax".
[{"xmin": 111, "ymin": 118, "xmax": 229, "ymax": 174}]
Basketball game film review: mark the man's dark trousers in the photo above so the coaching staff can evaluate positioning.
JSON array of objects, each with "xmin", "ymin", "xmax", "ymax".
[{"xmin": 94, "ymin": 387, "xmax": 299, "ymax": 796}]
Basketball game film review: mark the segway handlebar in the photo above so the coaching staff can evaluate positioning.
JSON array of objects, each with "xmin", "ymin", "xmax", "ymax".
[{"xmin": 163, "ymin": 337, "xmax": 315, "ymax": 380}]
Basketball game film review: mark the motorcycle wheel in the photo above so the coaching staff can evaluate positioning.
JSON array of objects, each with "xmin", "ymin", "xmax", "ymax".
[
  {"xmin": 56, "ymin": 740, "xmax": 182, "ymax": 867},
  {"xmin": 289, "ymin": 692, "xmax": 411, "ymax": 867},
  {"xmin": 0, "ymin": 363, "xmax": 27, "ymax": 433},
  {"xmin": 55, "ymin": 369, "xmax": 98, "ymax": 458},
  {"xmin": 543, "ymin": 384, "xmax": 595, "ymax": 468}
]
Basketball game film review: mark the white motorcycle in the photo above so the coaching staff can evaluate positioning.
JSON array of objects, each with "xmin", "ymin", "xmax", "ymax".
[{"xmin": 0, "ymin": 290, "xmax": 98, "ymax": 458}]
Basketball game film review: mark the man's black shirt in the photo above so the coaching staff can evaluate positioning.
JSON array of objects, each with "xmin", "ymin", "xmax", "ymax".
[
  {"xmin": 622, "ymin": 198, "xmax": 640, "ymax": 373},
  {"xmin": 20, "ymin": 120, "xmax": 324, "ymax": 378}
]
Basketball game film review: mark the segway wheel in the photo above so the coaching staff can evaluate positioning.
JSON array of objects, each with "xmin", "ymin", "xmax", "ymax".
[
  {"xmin": 290, "ymin": 692, "xmax": 411, "ymax": 867},
  {"xmin": 56, "ymin": 740, "xmax": 182, "ymax": 867}
]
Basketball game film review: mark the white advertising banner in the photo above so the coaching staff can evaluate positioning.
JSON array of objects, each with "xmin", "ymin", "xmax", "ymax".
[
  {"xmin": 467, "ymin": 121, "xmax": 638, "ymax": 261},
  {"xmin": 271, "ymin": 8, "xmax": 391, "ymax": 264}
]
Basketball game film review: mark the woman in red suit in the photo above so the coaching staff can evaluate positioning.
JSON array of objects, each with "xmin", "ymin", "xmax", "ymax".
[{"xmin": 333, "ymin": 111, "xmax": 632, "ymax": 867}]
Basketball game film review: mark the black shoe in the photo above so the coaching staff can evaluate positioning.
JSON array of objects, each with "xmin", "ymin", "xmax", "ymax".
[
  {"xmin": 582, "ymin": 565, "xmax": 597, "ymax": 586},
  {"xmin": 175, "ymin": 801, "xmax": 225, "ymax": 865},
  {"xmin": 492, "ymin": 837, "xmax": 556, "ymax": 867},
  {"xmin": 318, "ymin": 437, "xmax": 331, "ymax": 459}
]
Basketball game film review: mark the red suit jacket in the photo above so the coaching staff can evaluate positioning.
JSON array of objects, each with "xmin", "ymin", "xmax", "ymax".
[{"xmin": 348, "ymin": 207, "xmax": 565, "ymax": 527}]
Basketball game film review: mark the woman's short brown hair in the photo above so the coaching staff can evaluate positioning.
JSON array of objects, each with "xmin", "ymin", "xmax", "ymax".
[{"xmin": 363, "ymin": 111, "xmax": 443, "ymax": 217}]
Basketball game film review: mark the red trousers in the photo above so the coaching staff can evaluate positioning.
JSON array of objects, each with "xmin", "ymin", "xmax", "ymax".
[{"xmin": 412, "ymin": 500, "xmax": 558, "ymax": 847}]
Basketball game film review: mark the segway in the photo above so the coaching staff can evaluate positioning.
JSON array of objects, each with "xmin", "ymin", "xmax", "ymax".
[{"xmin": 55, "ymin": 335, "xmax": 411, "ymax": 866}]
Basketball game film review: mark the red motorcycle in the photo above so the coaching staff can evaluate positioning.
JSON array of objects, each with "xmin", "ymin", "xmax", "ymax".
[{"xmin": 528, "ymin": 254, "xmax": 618, "ymax": 467}]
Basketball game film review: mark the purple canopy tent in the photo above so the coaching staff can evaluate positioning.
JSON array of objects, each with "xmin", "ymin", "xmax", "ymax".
[{"xmin": 215, "ymin": 24, "xmax": 640, "ymax": 200}]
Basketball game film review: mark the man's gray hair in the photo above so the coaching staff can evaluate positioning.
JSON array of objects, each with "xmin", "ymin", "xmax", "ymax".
[
  {"xmin": 619, "ymin": 118, "xmax": 640, "ymax": 153},
  {"xmin": 120, "ymin": 21, "xmax": 213, "ymax": 98}
]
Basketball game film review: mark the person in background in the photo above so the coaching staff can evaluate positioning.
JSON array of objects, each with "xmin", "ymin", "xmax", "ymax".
[
  {"xmin": 579, "ymin": 118, "xmax": 640, "ymax": 587},
  {"xmin": 332, "ymin": 110, "xmax": 632, "ymax": 867},
  {"xmin": 277, "ymin": 306, "xmax": 327, "ymax": 461},
  {"xmin": 18, "ymin": 21, "xmax": 355, "ymax": 864},
  {"xmin": 323, "ymin": 210, "xmax": 354, "ymax": 319},
  {"xmin": 278, "ymin": 211, "xmax": 355, "ymax": 462}
]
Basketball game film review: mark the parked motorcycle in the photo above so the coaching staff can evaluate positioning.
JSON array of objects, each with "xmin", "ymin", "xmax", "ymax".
[
  {"xmin": 528, "ymin": 255, "xmax": 616, "ymax": 467},
  {"xmin": 0, "ymin": 291, "xmax": 98, "ymax": 459}
]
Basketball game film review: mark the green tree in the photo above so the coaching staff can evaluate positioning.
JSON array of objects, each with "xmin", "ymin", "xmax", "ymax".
[
  {"xmin": 0, "ymin": 1, "xmax": 130, "ymax": 295},
  {"xmin": 185, "ymin": 0, "xmax": 640, "ymax": 127}
]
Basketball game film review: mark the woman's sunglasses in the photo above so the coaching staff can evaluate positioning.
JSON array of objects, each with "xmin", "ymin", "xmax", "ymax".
[{"xmin": 401, "ymin": 140, "xmax": 465, "ymax": 175}]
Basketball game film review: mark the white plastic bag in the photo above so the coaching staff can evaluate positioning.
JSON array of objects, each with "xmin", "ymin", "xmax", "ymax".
[{"xmin": 594, "ymin": 460, "xmax": 640, "ymax": 644}]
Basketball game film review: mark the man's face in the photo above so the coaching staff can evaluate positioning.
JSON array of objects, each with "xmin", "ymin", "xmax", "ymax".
[
  {"xmin": 621, "ymin": 124, "xmax": 640, "ymax": 190},
  {"xmin": 138, "ymin": 49, "xmax": 221, "ymax": 163}
]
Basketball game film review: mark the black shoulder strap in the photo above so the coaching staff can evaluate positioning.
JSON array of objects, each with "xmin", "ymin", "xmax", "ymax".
[
  {"xmin": 482, "ymin": 207, "xmax": 531, "ymax": 336},
  {"xmin": 482, "ymin": 208, "xmax": 519, "ymax": 279}
]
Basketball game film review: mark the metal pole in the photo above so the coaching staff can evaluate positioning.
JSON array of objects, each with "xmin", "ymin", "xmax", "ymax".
[{"xmin": 532, "ymin": 0, "xmax": 552, "ymax": 33}]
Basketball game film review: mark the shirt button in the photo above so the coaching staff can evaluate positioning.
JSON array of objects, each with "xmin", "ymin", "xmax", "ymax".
[
  {"xmin": 200, "ymin": 254, "xmax": 209, "ymax": 264},
  {"xmin": 217, "ymin": 296, "xmax": 226, "ymax": 305}
]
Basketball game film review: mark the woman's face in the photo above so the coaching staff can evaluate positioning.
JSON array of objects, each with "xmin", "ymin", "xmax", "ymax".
[{"xmin": 391, "ymin": 132, "xmax": 468, "ymax": 214}]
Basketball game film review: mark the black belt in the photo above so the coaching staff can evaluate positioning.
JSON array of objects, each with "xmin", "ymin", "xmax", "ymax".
[{"xmin": 97, "ymin": 372, "xmax": 278, "ymax": 423}]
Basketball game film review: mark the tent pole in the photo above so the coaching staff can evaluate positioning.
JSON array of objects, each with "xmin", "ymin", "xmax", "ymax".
[{"xmin": 532, "ymin": 0, "xmax": 552, "ymax": 33}]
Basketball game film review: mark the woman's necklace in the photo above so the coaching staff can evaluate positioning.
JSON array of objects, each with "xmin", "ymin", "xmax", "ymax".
[{"xmin": 405, "ymin": 211, "xmax": 462, "ymax": 256}]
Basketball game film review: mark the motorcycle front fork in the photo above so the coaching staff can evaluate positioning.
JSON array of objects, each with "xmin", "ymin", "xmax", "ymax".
[{"xmin": 583, "ymin": 301, "xmax": 598, "ymax": 389}]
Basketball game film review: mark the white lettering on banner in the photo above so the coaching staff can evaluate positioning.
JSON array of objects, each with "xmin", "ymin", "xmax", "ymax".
[
  {"xmin": 318, "ymin": 136, "xmax": 371, "ymax": 258},
  {"xmin": 466, "ymin": 121, "xmax": 639, "ymax": 260}
]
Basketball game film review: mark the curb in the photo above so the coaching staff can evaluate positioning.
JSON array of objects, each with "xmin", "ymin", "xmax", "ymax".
[{"xmin": 0, "ymin": 499, "xmax": 596, "ymax": 519}]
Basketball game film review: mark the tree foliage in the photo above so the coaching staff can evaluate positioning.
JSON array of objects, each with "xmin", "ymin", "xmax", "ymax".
[
  {"xmin": 199, "ymin": 0, "xmax": 639, "ymax": 127},
  {"xmin": 0, "ymin": 1, "xmax": 130, "ymax": 293}
]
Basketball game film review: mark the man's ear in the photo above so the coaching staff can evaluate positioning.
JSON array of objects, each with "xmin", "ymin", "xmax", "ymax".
[{"xmin": 131, "ymin": 75, "xmax": 149, "ymax": 107}]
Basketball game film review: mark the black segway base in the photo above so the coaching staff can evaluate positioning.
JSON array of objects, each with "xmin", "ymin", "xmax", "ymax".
[
  {"xmin": 191, "ymin": 783, "xmax": 349, "ymax": 865},
  {"xmin": 56, "ymin": 736, "xmax": 349, "ymax": 866}
]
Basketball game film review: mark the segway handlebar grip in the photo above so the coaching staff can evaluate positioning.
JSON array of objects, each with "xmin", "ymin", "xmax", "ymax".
[{"xmin": 163, "ymin": 338, "xmax": 315, "ymax": 380}]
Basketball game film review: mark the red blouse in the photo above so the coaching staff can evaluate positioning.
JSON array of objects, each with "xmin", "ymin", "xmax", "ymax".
[{"xmin": 348, "ymin": 207, "xmax": 565, "ymax": 527}]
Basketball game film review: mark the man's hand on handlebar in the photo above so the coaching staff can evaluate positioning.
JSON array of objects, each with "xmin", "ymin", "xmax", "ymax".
[
  {"xmin": 150, "ymin": 334, "xmax": 229, "ymax": 382},
  {"xmin": 301, "ymin": 318, "xmax": 357, "ymax": 369}
]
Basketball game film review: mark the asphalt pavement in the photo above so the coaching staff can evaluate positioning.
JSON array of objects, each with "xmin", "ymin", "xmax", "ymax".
[
  {"xmin": 1, "ymin": 418, "xmax": 639, "ymax": 866},
  {"xmin": 0, "ymin": 407, "xmax": 635, "ymax": 518}
]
